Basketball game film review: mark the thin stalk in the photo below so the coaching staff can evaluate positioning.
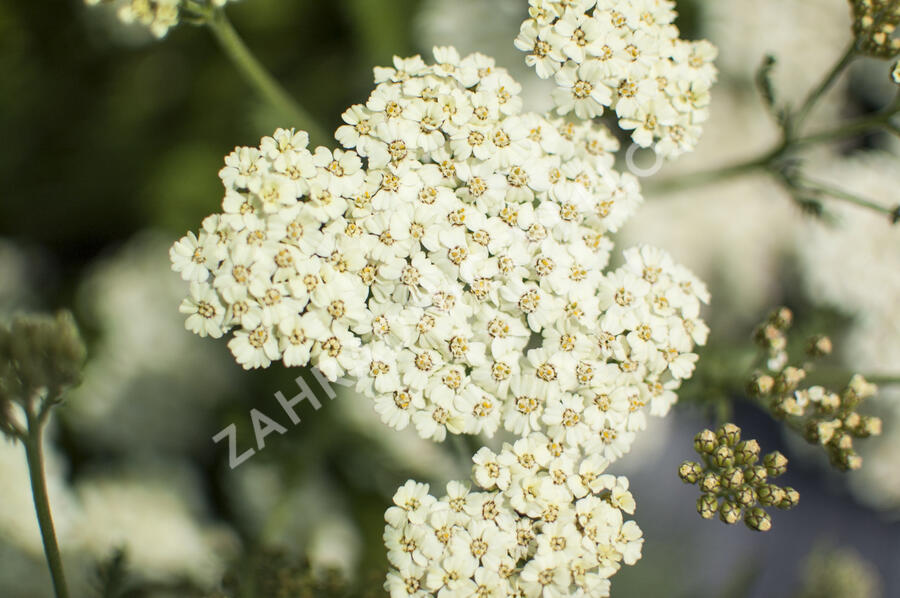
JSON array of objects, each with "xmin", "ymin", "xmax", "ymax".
[
  {"xmin": 792, "ymin": 42, "xmax": 858, "ymax": 131},
  {"xmin": 205, "ymin": 8, "xmax": 328, "ymax": 145},
  {"xmin": 794, "ymin": 174, "xmax": 896, "ymax": 219},
  {"xmin": 23, "ymin": 408, "xmax": 70, "ymax": 598},
  {"xmin": 643, "ymin": 153, "xmax": 773, "ymax": 195},
  {"xmin": 791, "ymin": 109, "xmax": 898, "ymax": 148},
  {"xmin": 868, "ymin": 375, "xmax": 900, "ymax": 387},
  {"xmin": 647, "ymin": 104, "xmax": 899, "ymax": 196}
]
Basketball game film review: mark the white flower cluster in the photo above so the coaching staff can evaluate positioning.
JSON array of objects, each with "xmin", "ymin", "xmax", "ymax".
[
  {"xmin": 385, "ymin": 432, "xmax": 642, "ymax": 598},
  {"xmin": 170, "ymin": 47, "xmax": 710, "ymax": 459},
  {"xmin": 84, "ymin": 0, "xmax": 235, "ymax": 38},
  {"xmin": 515, "ymin": 0, "xmax": 717, "ymax": 156}
]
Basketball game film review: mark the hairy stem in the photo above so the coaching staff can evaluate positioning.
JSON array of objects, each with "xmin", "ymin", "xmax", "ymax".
[
  {"xmin": 23, "ymin": 408, "xmax": 70, "ymax": 598},
  {"xmin": 205, "ymin": 8, "xmax": 328, "ymax": 145}
]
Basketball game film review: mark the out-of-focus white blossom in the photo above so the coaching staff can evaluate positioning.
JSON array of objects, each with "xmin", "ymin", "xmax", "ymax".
[
  {"xmin": 703, "ymin": 0, "xmax": 851, "ymax": 114},
  {"xmin": 84, "ymin": 0, "xmax": 239, "ymax": 39},
  {"xmin": 72, "ymin": 469, "xmax": 238, "ymax": 586},
  {"xmin": 70, "ymin": 233, "xmax": 237, "ymax": 453},
  {"xmin": 515, "ymin": 0, "xmax": 717, "ymax": 156},
  {"xmin": 384, "ymin": 431, "xmax": 643, "ymax": 597},
  {"xmin": 0, "ymin": 441, "xmax": 236, "ymax": 589},
  {"xmin": 224, "ymin": 460, "xmax": 361, "ymax": 573},
  {"xmin": 170, "ymin": 48, "xmax": 710, "ymax": 460},
  {"xmin": 622, "ymin": 86, "xmax": 800, "ymax": 323}
]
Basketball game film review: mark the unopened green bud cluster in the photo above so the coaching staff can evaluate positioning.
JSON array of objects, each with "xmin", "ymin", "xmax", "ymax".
[
  {"xmin": 679, "ymin": 423, "xmax": 798, "ymax": 531},
  {"xmin": 749, "ymin": 308, "xmax": 882, "ymax": 472},
  {"xmin": 849, "ymin": 0, "xmax": 900, "ymax": 58},
  {"xmin": 0, "ymin": 312, "xmax": 86, "ymax": 439}
]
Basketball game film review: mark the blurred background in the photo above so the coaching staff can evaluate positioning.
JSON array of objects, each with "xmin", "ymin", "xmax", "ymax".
[{"xmin": 1, "ymin": 0, "xmax": 899, "ymax": 596}]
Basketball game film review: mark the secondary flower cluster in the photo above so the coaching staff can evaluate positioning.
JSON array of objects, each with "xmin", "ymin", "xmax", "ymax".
[
  {"xmin": 748, "ymin": 307, "xmax": 883, "ymax": 472},
  {"xmin": 169, "ymin": 47, "xmax": 710, "ymax": 456},
  {"xmin": 679, "ymin": 424, "xmax": 799, "ymax": 531},
  {"xmin": 84, "ymin": 0, "xmax": 236, "ymax": 38},
  {"xmin": 849, "ymin": 0, "xmax": 900, "ymax": 58},
  {"xmin": 751, "ymin": 372, "xmax": 883, "ymax": 472},
  {"xmin": 515, "ymin": 0, "xmax": 717, "ymax": 156},
  {"xmin": 384, "ymin": 432, "xmax": 642, "ymax": 598}
]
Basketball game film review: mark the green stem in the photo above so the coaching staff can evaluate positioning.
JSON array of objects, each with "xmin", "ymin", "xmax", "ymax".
[
  {"xmin": 647, "ymin": 105, "xmax": 899, "ymax": 196},
  {"xmin": 205, "ymin": 8, "xmax": 328, "ymax": 145},
  {"xmin": 644, "ymin": 148, "xmax": 780, "ymax": 195},
  {"xmin": 23, "ymin": 409, "xmax": 70, "ymax": 598},
  {"xmin": 868, "ymin": 375, "xmax": 900, "ymax": 387},
  {"xmin": 791, "ymin": 107, "xmax": 899, "ymax": 148},
  {"xmin": 792, "ymin": 173, "xmax": 896, "ymax": 218},
  {"xmin": 645, "ymin": 43, "xmax": 895, "ymax": 197},
  {"xmin": 792, "ymin": 42, "xmax": 858, "ymax": 132}
]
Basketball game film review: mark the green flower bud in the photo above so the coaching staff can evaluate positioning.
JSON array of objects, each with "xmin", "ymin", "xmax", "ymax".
[
  {"xmin": 678, "ymin": 461, "xmax": 703, "ymax": 484},
  {"xmin": 842, "ymin": 412, "xmax": 861, "ymax": 430},
  {"xmin": 855, "ymin": 415, "xmax": 883, "ymax": 438},
  {"xmin": 842, "ymin": 375, "xmax": 877, "ymax": 410},
  {"xmin": 806, "ymin": 335, "xmax": 832, "ymax": 358},
  {"xmin": 757, "ymin": 484, "xmax": 786, "ymax": 507},
  {"xmin": 0, "ymin": 312, "xmax": 86, "ymax": 428},
  {"xmin": 748, "ymin": 373, "xmax": 775, "ymax": 397},
  {"xmin": 754, "ymin": 323, "xmax": 784, "ymax": 351},
  {"xmin": 829, "ymin": 430, "xmax": 854, "ymax": 452},
  {"xmin": 831, "ymin": 449, "xmax": 863, "ymax": 472},
  {"xmin": 764, "ymin": 451, "xmax": 788, "ymax": 477},
  {"xmin": 734, "ymin": 439, "xmax": 761, "ymax": 466},
  {"xmin": 697, "ymin": 493, "xmax": 718, "ymax": 519},
  {"xmin": 770, "ymin": 307, "xmax": 793, "ymax": 330},
  {"xmin": 775, "ymin": 367, "xmax": 806, "ymax": 393},
  {"xmin": 743, "ymin": 507, "xmax": 772, "ymax": 532},
  {"xmin": 718, "ymin": 500, "xmax": 742, "ymax": 525},
  {"xmin": 778, "ymin": 487, "xmax": 800, "ymax": 510},
  {"xmin": 716, "ymin": 423, "xmax": 741, "ymax": 447},
  {"xmin": 734, "ymin": 484, "xmax": 758, "ymax": 508},
  {"xmin": 700, "ymin": 471, "xmax": 721, "ymax": 494},
  {"xmin": 712, "ymin": 445, "xmax": 735, "ymax": 469},
  {"xmin": 743, "ymin": 465, "xmax": 768, "ymax": 487},
  {"xmin": 813, "ymin": 391, "xmax": 841, "ymax": 415},
  {"xmin": 694, "ymin": 429, "xmax": 718, "ymax": 455},
  {"xmin": 719, "ymin": 467, "xmax": 744, "ymax": 490}
]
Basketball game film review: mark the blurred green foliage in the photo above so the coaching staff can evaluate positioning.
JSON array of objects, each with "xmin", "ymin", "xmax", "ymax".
[{"xmin": 0, "ymin": 0, "xmax": 421, "ymax": 282}]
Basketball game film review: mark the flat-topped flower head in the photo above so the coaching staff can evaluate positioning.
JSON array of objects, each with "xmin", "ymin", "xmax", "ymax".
[
  {"xmin": 515, "ymin": 0, "xmax": 718, "ymax": 156},
  {"xmin": 170, "ymin": 47, "xmax": 710, "ymax": 464}
]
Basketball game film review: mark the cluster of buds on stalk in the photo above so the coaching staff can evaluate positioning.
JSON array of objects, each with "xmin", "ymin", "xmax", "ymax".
[
  {"xmin": 0, "ymin": 312, "xmax": 87, "ymax": 441},
  {"xmin": 679, "ymin": 423, "xmax": 798, "ymax": 531},
  {"xmin": 849, "ymin": 0, "xmax": 900, "ymax": 58},
  {"xmin": 749, "ymin": 307, "xmax": 882, "ymax": 471}
]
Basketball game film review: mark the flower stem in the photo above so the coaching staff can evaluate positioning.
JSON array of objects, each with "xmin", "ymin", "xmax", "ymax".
[
  {"xmin": 791, "ymin": 42, "xmax": 858, "ymax": 132},
  {"xmin": 644, "ymin": 42, "xmax": 900, "ymax": 203},
  {"xmin": 790, "ymin": 173, "xmax": 896, "ymax": 218},
  {"xmin": 204, "ymin": 8, "xmax": 329, "ymax": 145},
  {"xmin": 646, "ymin": 105, "xmax": 900, "ymax": 202},
  {"xmin": 23, "ymin": 407, "xmax": 70, "ymax": 598}
]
